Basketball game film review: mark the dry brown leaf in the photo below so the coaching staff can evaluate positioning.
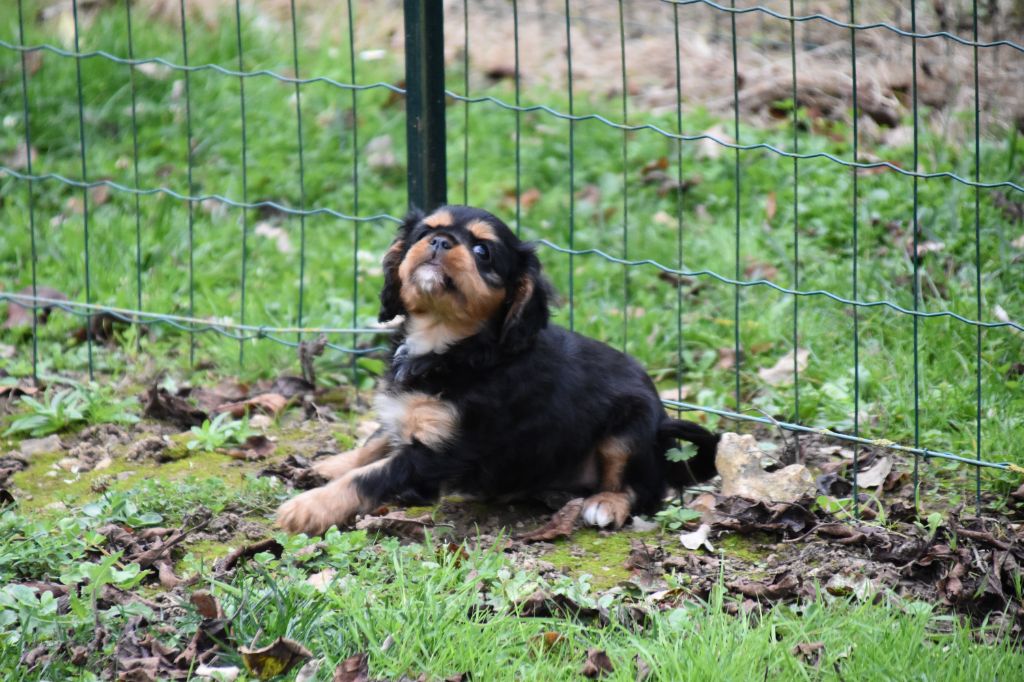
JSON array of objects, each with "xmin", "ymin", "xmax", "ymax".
[
  {"xmin": 89, "ymin": 183, "xmax": 111, "ymax": 206},
  {"xmin": 791, "ymin": 641, "xmax": 825, "ymax": 667},
  {"xmin": 743, "ymin": 260, "xmax": 780, "ymax": 281},
  {"xmin": 266, "ymin": 374, "xmax": 316, "ymax": 399},
  {"xmin": 729, "ymin": 571, "xmax": 800, "ymax": 600},
  {"xmin": 216, "ymin": 538, "xmax": 284, "ymax": 574},
  {"xmin": 576, "ymin": 184, "xmax": 601, "ymax": 205},
  {"xmin": 757, "ymin": 348, "xmax": 809, "ymax": 385},
  {"xmin": 853, "ymin": 456, "xmax": 892, "ymax": 488},
  {"xmin": 355, "ymin": 511, "xmax": 435, "ymax": 542},
  {"xmin": 641, "ymin": 157, "xmax": 669, "ymax": 174},
  {"xmin": 143, "ymin": 385, "xmax": 208, "ymax": 429},
  {"xmin": 24, "ymin": 51, "xmax": 43, "ymax": 76},
  {"xmin": 224, "ymin": 435, "xmax": 276, "ymax": 461},
  {"xmin": 688, "ymin": 492, "xmax": 717, "ymax": 516},
  {"xmin": 765, "ymin": 191, "xmax": 777, "ymax": 221},
  {"xmin": 333, "ymin": 653, "xmax": 370, "ymax": 682},
  {"xmin": 185, "ymin": 381, "xmax": 250, "ymax": 412},
  {"xmin": 581, "ymin": 648, "xmax": 614, "ymax": 678},
  {"xmin": 365, "ymin": 135, "xmax": 397, "ymax": 170},
  {"xmin": 531, "ymin": 631, "xmax": 566, "ymax": 653},
  {"xmin": 0, "ymin": 379, "xmax": 39, "ymax": 399},
  {"xmin": 216, "ymin": 393, "xmax": 288, "ymax": 418},
  {"xmin": 3, "ymin": 286, "xmax": 68, "ymax": 328},
  {"xmin": 240, "ymin": 637, "xmax": 312, "ymax": 680},
  {"xmin": 516, "ymin": 497, "xmax": 584, "ymax": 543},
  {"xmin": 905, "ymin": 238, "xmax": 945, "ymax": 261},
  {"xmin": 635, "ymin": 656, "xmax": 652, "ymax": 682},
  {"xmin": 4, "ymin": 141, "xmax": 38, "ymax": 170},
  {"xmin": 190, "ymin": 590, "xmax": 222, "ymax": 619},
  {"xmin": 716, "ymin": 347, "xmax": 737, "ymax": 371},
  {"xmin": 520, "ymin": 187, "xmax": 542, "ymax": 210},
  {"xmin": 155, "ymin": 561, "xmax": 183, "ymax": 590}
]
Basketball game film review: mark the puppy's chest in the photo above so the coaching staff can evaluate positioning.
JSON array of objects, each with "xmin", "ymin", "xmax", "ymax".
[{"xmin": 374, "ymin": 390, "xmax": 460, "ymax": 449}]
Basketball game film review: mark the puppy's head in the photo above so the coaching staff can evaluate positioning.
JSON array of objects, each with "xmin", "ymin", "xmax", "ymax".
[{"xmin": 380, "ymin": 206, "xmax": 550, "ymax": 353}]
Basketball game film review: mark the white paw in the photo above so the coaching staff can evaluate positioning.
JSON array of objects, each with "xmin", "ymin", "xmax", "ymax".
[
  {"xmin": 581, "ymin": 492, "xmax": 631, "ymax": 529},
  {"xmin": 582, "ymin": 501, "xmax": 614, "ymax": 528}
]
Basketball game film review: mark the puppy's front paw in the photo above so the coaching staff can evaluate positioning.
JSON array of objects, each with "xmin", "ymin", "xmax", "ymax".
[
  {"xmin": 311, "ymin": 451, "xmax": 360, "ymax": 480},
  {"xmin": 581, "ymin": 492, "xmax": 631, "ymax": 529},
  {"xmin": 275, "ymin": 480, "xmax": 361, "ymax": 535}
]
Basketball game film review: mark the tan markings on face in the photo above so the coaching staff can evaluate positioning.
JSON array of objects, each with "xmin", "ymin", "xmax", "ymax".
[
  {"xmin": 375, "ymin": 392, "xmax": 458, "ymax": 449},
  {"xmin": 596, "ymin": 437, "xmax": 631, "ymax": 493},
  {"xmin": 503, "ymin": 274, "xmax": 535, "ymax": 332},
  {"xmin": 396, "ymin": 236, "xmax": 506, "ymax": 354},
  {"xmin": 423, "ymin": 209, "xmax": 453, "ymax": 228},
  {"xmin": 581, "ymin": 490, "xmax": 634, "ymax": 529},
  {"xmin": 276, "ymin": 457, "xmax": 391, "ymax": 534},
  {"xmin": 312, "ymin": 431, "xmax": 393, "ymax": 480},
  {"xmin": 467, "ymin": 219, "xmax": 498, "ymax": 242},
  {"xmin": 443, "ymin": 245, "xmax": 506, "ymax": 320},
  {"xmin": 397, "ymin": 238, "xmax": 433, "ymax": 291}
]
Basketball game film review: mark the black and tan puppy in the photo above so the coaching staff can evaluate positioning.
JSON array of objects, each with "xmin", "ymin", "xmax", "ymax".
[{"xmin": 276, "ymin": 206, "xmax": 719, "ymax": 535}]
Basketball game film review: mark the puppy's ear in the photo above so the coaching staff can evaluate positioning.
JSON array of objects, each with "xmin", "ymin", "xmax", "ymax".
[
  {"xmin": 379, "ymin": 208, "xmax": 423, "ymax": 322},
  {"xmin": 500, "ymin": 244, "xmax": 551, "ymax": 351}
]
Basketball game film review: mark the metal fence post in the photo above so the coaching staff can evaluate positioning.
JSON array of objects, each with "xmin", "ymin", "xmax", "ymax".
[{"xmin": 404, "ymin": 0, "xmax": 447, "ymax": 211}]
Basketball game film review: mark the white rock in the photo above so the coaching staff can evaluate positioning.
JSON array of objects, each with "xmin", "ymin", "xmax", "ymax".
[
  {"xmin": 716, "ymin": 433, "xmax": 815, "ymax": 502},
  {"xmin": 18, "ymin": 434, "xmax": 63, "ymax": 456}
]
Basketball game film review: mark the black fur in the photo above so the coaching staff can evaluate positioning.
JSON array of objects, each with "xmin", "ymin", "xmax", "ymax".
[{"xmin": 356, "ymin": 205, "xmax": 718, "ymax": 520}]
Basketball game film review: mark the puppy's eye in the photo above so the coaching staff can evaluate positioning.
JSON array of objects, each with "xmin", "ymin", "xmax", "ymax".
[{"xmin": 472, "ymin": 243, "xmax": 490, "ymax": 261}]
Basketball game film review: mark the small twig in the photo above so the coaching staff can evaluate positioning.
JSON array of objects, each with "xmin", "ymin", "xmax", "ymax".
[
  {"xmin": 748, "ymin": 406, "xmax": 796, "ymax": 464},
  {"xmin": 298, "ymin": 334, "xmax": 328, "ymax": 387}
]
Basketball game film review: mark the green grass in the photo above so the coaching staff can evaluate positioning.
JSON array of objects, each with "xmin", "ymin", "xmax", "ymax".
[
  {"xmin": 2, "ymin": 505, "xmax": 1021, "ymax": 681},
  {"xmin": 0, "ymin": 6, "xmax": 1022, "ymax": 675},
  {"xmin": 2, "ymin": 1, "xmax": 1023, "ymax": 485},
  {"xmin": 2, "ymin": 382, "xmax": 139, "ymax": 437}
]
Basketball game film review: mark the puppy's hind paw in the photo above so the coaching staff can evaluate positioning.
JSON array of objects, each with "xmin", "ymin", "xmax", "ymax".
[{"xmin": 581, "ymin": 492, "xmax": 631, "ymax": 529}]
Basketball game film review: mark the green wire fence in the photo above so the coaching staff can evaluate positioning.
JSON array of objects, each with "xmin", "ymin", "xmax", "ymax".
[{"xmin": 2, "ymin": 0, "xmax": 1023, "ymax": 511}]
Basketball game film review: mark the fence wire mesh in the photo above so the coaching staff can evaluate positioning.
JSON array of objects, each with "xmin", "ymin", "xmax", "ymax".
[{"xmin": 2, "ymin": 1, "xmax": 1023, "ymax": 510}]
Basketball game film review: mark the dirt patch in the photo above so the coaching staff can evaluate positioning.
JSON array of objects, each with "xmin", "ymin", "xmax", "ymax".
[{"xmin": 446, "ymin": 0, "xmax": 1024, "ymax": 141}]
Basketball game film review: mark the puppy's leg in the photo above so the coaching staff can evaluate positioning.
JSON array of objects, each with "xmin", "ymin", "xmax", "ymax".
[
  {"xmin": 582, "ymin": 436, "xmax": 635, "ymax": 529},
  {"xmin": 312, "ymin": 430, "xmax": 392, "ymax": 480},
  {"xmin": 276, "ymin": 443, "xmax": 437, "ymax": 535}
]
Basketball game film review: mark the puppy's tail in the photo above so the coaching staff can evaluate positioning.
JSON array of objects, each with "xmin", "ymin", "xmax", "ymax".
[{"xmin": 659, "ymin": 418, "xmax": 719, "ymax": 488}]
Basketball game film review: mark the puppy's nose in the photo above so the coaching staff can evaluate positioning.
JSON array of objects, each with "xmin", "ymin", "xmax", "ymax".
[{"xmin": 430, "ymin": 235, "xmax": 453, "ymax": 252}]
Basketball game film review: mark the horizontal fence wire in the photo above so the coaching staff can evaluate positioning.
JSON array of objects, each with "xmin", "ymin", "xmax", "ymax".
[
  {"xmin": 2, "ymin": 0, "xmax": 1022, "ymax": 495},
  {"xmin": 3, "ymin": 38, "xmax": 1023, "ymax": 195},
  {"xmin": 3, "ymin": 288, "xmax": 1021, "ymax": 476},
  {"xmin": 0, "ymin": 292, "xmax": 388, "ymax": 355},
  {"xmin": 1, "ymin": 163, "xmax": 1021, "ymax": 335},
  {"xmin": 665, "ymin": 0, "xmax": 1024, "ymax": 52}
]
